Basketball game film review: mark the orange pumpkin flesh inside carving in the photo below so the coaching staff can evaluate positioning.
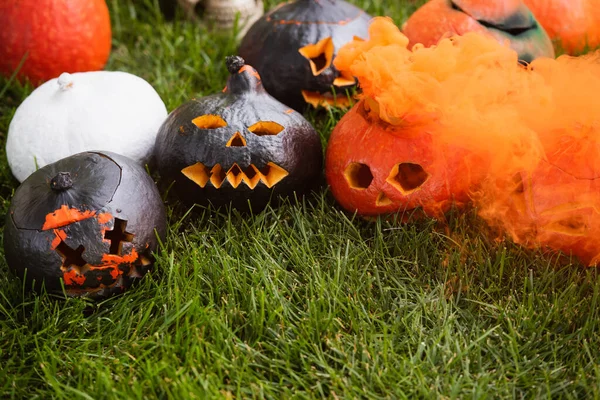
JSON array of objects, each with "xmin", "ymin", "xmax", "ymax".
[
  {"xmin": 3, "ymin": 152, "xmax": 167, "ymax": 298},
  {"xmin": 0, "ymin": 0, "xmax": 112, "ymax": 84},
  {"xmin": 523, "ymin": 0, "xmax": 600, "ymax": 54},
  {"xmin": 330, "ymin": 17, "xmax": 600, "ymax": 266},
  {"xmin": 402, "ymin": 0, "xmax": 554, "ymax": 63}
]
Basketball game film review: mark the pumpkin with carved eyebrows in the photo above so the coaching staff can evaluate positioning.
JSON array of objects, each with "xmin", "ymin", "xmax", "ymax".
[
  {"xmin": 3, "ymin": 151, "xmax": 167, "ymax": 298},
  {"xmin": 238, "ymin": 0, "xmax": 372, "ymax": 110},
  {"xmin": 154, "ymin": 56, "xmax": 323, "ymax": 210}
]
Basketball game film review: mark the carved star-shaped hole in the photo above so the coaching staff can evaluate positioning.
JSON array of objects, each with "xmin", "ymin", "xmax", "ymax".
[
  {"xmin": 55, "ymin": 241, "xmax": 89, "ymax": 274},
  {"xmin": 104, "ymin": 218, "xmax": 134, "ymax": 256}
]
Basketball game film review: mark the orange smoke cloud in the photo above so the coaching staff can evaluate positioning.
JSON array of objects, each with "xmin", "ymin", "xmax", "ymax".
[{"xmin": 333, "ymin": 17, "xmax": 600, "ymax": 265}]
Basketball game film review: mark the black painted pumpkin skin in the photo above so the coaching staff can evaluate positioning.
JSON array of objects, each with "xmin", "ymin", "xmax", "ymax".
[
  {"xmin": 3, "ymin": 151, "xmax": 167, "ymax": 298},
  {"xmin": 238, "ymin": 0, "xmax": 372, "ymax": 111},
  {"xmin": 154, "ymin": 56, "xmax": 323, "ymax": 211}
]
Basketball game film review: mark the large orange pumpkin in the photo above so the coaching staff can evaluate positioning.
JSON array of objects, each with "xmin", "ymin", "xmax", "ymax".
[
  {"xmin": 402, "ymin": 0, "xmax": 555, "ymax": 63},
  {"xmin": 483, "ymin": 147, "xmax": 600, "ymax": 266},
  {"xmin": 523, "ymin": 0, "xmax": 600, "ymax": 54},
  {"xmin": 325, "ymin": 100, "xmax": 482, "ymax": 218},
  {"xmin": 0, "ymin": 0, "xmax": 112, "ymax": 85}
]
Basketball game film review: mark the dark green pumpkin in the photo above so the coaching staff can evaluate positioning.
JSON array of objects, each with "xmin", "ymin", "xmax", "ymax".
[
  {"xmin": 238, "ymin": 0, "xmax": 372, "ymax": 111},
  {"xmin": 3, "ymin": 151, "xmax": 167, "ymax": 298},
  {"xmin": 154, "ymin": 56, "xmax": 323, "ymax": 211}
]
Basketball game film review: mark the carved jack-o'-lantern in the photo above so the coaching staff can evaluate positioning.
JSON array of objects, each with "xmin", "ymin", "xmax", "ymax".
[
  {"xmin": 3, "ymin": 151, "xmax": 167, "ymax": 298},
  {"xmin": 326, "ymin": 100, "xmax": 481, "ymax": 218},
  {"xmin": 402, "ymin": 0, "xmax": 555, "ymax": 63},
  {"xmin": 154, "ymin": 56, "xmax": 323, "ymax": 210},
  {"xmin": 238, "ymin": 0, "xmax": 372, "ymax": 110}
]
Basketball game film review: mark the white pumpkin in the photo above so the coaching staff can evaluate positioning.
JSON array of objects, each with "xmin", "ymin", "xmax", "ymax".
[{"xmin": 6, "ymin": 71, "xmax": 168, "ymax": 182}]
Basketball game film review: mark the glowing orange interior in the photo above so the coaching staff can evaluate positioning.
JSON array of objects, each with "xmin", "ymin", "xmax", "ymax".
[
  {"xmin": 192, "ymin": 115, "xmax": 227, "ymax": 129},
  {"xmin": 344, "ymin": 162, "xmax": 373, "ymax": 190},
  {"xmin": 302, "ymin": 90, "xmax": 353, "ymax": 109},
  {"xmin": 298, "ymin": 37, "xmax": 335, "ymax": 76},
  {"xmin": 333, "ymin": 70, "xmax": 356, "ymax": 87},
  {"xmin": 226, "ymin": 132, "xmax": 247, "ymax": 147},
  {"xmin": 181, "ymin": 162, "xmax": 288, "ymax": 189},
  {"xmin": 181, "ymin": 163, "xmax": 211, "ymax": 187},
  {"xmin": 386, "ymin": 163, "xmax": 429, "ymax": 195},
  {"xmin": 248, "ymin": 121, "xmax": 285, "ymax": 136},
  {"xmin": 376, "ymin": 192, "xmax": 393, "ymax": 206}
]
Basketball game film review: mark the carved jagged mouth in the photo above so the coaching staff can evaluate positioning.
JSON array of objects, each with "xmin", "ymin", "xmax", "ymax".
[{"xmin": 182, "ymin": 162, "xmax": 289, "ymax": 189}]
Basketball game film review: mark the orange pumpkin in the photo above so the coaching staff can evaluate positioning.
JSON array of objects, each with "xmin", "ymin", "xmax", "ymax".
[
  {"xmin": 325, "ymin": 100, "xmax": 482, "ymax": 218},
  {"xmin": 0, "ymin": 0, "xmax": 112, "ymax": 85},
  {"xmin": 523, "ymin": 0, "xmax": 600, "ymax": 54},
  {"xmin": 485, "ymin": 155, "xmax": 600, "ymax": 266},
  {"xmin": 402, "ymin": 0, "xmax": 555, "ymax": 62}
]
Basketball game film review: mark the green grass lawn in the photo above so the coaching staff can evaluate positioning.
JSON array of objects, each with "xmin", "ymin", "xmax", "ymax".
[{"xmin": 2, "ymin": 0, "xmax": 600, "ymax": 398}]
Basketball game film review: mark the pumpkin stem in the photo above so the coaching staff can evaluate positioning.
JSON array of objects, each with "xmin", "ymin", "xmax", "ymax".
[
  {"xmin": 226, "ymin": 56, "xmax": 246, "ymax": 74},
  {"xmin": 57, "ymin": 73, "xmax": 74, "ymax": 91},
  {"xmin": 50, "ymin": 172, "xmax": 73, "ymax": 191}
]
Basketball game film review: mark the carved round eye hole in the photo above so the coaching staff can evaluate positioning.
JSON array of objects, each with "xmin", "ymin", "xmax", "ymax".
[
  {"xmin": 299, "ymin": 36, "xmax": 334, "ymax": 76},
  {"xmin": 248, "ymin": 121, "xmax": 285, "ymax": 136},
  {"xmin": 386, "ymin": 163, "xmax": 429, "ymax": 194},
  {"xmin": 344, "ymin": 162, "xmax": 373, "ymax": 190},
  {"xmin": 192, "ymin": 115, "xmax": 227, "ymax": 129}
]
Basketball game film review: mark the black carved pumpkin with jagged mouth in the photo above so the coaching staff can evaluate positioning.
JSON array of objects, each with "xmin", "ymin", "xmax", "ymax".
[
  {"xmin": 3, "ymin": 151, "xmax": 167, "ymax": 299},
  {"xmin": 238, "ymin": 0, "xmax": 372, "ymax": 111},
  {"xmin": 154, "ymin": 56, "xmax": 323, "ymax": 211}
]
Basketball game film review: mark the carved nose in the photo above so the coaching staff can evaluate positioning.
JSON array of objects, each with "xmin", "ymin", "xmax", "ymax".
[{"xmin": 226, "ymin": 131, "xmax": 246, "ymax": 147}]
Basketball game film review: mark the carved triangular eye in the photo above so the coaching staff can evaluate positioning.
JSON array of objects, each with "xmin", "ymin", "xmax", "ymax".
[
  {"xmin": 248, "ymin": 121, "xmax": 284, "ymax": 136},
  {"xmin": 192, "ymin": 115, "xmax": 227, "ymax": 129}
]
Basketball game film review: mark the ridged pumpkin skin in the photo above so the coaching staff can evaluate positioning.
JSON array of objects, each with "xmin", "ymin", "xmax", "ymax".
[
  {"xmin": 238, "ymin": 0, "xmax": 372, "ymax": 111},
  {"xmin": 325, "ymin": 101, "xmax": 481, "ymax": 218},
  {"xmin": 402, "ymin": 0, "xmax": 554, "ymax": 63},
  {"xmin": 523, "ymin": 0, "xmax": 600, "ymax": 54},
  {"xmin": 0, "ymin": 0, "xmax": 112, "ymax": 84},
  {"xmin": 3, "ymin": 152, "xmax": 167, "ymax": 299},
  {"xmin": 154, "ymin": 57, "xmax": 323, "ymax": 211}
]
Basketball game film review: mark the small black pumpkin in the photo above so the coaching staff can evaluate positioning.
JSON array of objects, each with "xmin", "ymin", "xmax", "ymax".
[
  {"xmin": 238, "ymin": 0, "xmax": 372, "ymax": 111},
  {"xmin": 154, "ymin": 56, "xmax": 323, "ymax": 211},
  {"xmin": 3, "ymin": 151, "xmax": 167, "ymax": 298}
]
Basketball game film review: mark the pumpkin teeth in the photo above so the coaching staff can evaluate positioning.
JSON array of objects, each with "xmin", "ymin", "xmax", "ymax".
[
  {"xmin": 301, "ymin": 90, "xmax": 353, "ymax": 109},
  {"xmin": 386, "ymin": 163, "xmax": 429, "ymax": 195},
  {"xmin": 333, "ymin": 70, "xmax": 356, "ymax": 87},
  {"xmin": 210, "ymin": 165, "xmax": 226, "ymax": 188},
  {"xmin": 181, "ymin": 162, "xmax": 289, "ymax": 189},
  {"xmin": 181, "ymin": 163, "xmax": 211, "ymax": 187},
  {"xmin": 259, "ymin": 162, "xmax": 289, "ymax": 188},
  {"xmin": 226, "ymin": 164, "xmax": 244, "ymax": 188},
  {"xmin": 242, "ymin": 165, "xmax": 262, "ymax": 189}
]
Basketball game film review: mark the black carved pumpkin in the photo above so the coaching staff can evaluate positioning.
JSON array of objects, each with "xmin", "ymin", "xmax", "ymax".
[
  {"xmin": 154, "ymin": 56, "xmax": 323, "ymax": 211},
  {"xmin": 3, "ymin": 151, "xmax": 167, "ymax": 298},
  {"xmin": 238, "ymin": 0, "xmax": 372, "ymax": 111}
]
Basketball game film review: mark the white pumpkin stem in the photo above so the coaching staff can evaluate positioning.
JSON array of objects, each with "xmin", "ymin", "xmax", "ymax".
[{"xmin": 57, "ymin": 73, "xmax": 74, "ymax": 91}]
